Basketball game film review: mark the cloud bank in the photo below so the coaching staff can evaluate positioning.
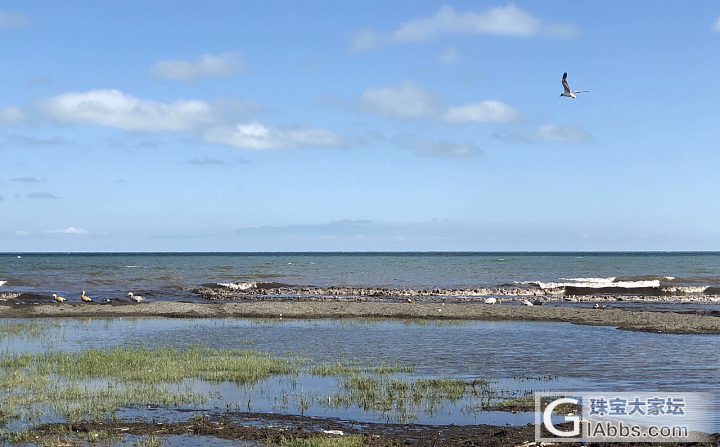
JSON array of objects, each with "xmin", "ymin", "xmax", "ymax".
[
  {"xmin": 148, "ymin": 52, "xmax": 245, "ymax": 81},
  {"xmin": 0, "ymin": 11, "xmax": 29, "ymax": 30},
  {"xmin": 495, "ymin": 124, "xmax": 591, "ymax": 142},
  {"xmin": 203, "ymin": 122, "xmax": 345, "ymax": 150},
  {"xmin": 41, "ymin": 89, "xmax": 218, "ymax": 131},
  {"xmin": 352, "ymin": 4, "xmax": 577, "ymax": 51},
  {"xmin": 45, "ymin": 227, "xmax": 88, "ymax": 235},
  {"xmin": 361, "ymin": 81, "xmax": 520, "ymax": 122},
  {"xmin": 0, "ymin": 107, "xmax": 27, "ymax": 126}
]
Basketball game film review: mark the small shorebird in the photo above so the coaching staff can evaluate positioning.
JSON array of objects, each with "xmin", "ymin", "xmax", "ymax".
[
  {"xmin": 81, "ymin": 291, "xmax": 92, "ymax": 302},
  {"xmin": 406, "ymin": 298, "xmax": 414, "ymax": 304},
  {"xmin": 560, "ymin": 72, "xmax": 588, "ymax": 98},
  {"xmin": 521, "ymin": 299, "xmax": 534, "ymax": 306},
  {"xmin": 484, "ymin": 297, "xmax": 498, "ymax": 305},
  {"xmin": 128, "ymin": 292, "xmax": 144, "ymax": 303},
  {"xmin": 53, "ymin": 293, "xmax": 66, "ymax": 303}
]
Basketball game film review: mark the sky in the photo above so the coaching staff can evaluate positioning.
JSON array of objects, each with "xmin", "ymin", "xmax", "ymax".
[{"xmin": 2, "ymin": 1, "xmax": 720, "ymax": 252}]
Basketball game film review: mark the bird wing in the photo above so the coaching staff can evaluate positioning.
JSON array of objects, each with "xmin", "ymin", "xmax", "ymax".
[{"xmin": 562, "ymin": 72, "xmax": 571, "ymax": 93}]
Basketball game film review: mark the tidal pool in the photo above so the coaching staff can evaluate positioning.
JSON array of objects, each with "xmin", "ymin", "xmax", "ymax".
[{"xmin": 1, "ymin": 317, "xmax": 718, "ymax": 431}]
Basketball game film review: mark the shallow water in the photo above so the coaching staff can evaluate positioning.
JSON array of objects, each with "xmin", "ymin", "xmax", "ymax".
[{"xmin": 1, "ymin": 317, "xmax": 718, "ymax": 427}]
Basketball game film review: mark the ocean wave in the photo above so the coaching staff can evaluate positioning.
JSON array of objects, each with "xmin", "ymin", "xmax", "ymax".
[
  {"xmin": 516, "ymin": 277, "xmax": 714, "ymax": 297},
  {"xmin": 218, "ymin": 282, "xmax": 258, "ymax": 290},
  {"xmin": 520, "ymin": 277, "xmax": 662, "ymax": 290}
]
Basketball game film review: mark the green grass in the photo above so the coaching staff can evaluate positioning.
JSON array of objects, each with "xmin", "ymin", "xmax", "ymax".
[
  {"xmin": 0, "ymin": 321, "xmax": 56, "ymax": 341},
  {"xmin": 0, "ymin": 344, "xmax": 305, "ymax": 442},
  {"xmin": 325, "ymin": 375, "xmax": 495, "ymax": 423},
  {"xmin": 0, "ymin": 329, "xmax": 498, "ymax": 443},
  {"xmin": 41, "ymin": 345, "xmax": 302, "ymax": 384},
  {"xmin": 310, "ymin": 360, "xmax": 413, "ymax": 377},
  {"xmin": 276, "ymin": 434, "xmax": 366, "ymax": 447}
]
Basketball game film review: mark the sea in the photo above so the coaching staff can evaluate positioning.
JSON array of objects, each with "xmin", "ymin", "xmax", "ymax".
[{"xmin": 2, "ymin": 251, "xmax": 720, "ymax": 304}]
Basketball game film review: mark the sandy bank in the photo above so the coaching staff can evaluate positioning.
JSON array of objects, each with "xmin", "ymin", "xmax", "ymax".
[{"xmin": 1, "ymin": 300, "xmax": 719, "ymax": 334}]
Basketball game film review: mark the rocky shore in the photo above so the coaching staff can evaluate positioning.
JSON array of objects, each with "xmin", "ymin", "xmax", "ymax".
[{"xmin": 196, "ymin": 282, "xmax": 720, "ymax": 303}]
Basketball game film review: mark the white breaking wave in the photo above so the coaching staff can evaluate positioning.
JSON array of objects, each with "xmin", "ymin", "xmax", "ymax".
[
  {"xmin": 519, "ymin": 277, "xmax": 661, "ymax": 290},
  {"xmin": 660, "ymin": 286, "xmax": 709, "ymax": 294},
  {"xmin": 218, "ymin": 282, "xmax": 257, "ymax": 290}
]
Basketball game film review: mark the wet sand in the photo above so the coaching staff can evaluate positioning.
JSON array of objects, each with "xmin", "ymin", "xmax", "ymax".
[{"xmin": 1, "ymin": 299, "xmax": 719, "ymax": 334}]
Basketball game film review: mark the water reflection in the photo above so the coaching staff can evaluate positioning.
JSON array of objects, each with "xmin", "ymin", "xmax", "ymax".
[{"xmin": 1, "ymin": 317, "xmax": 718, "ymax": 426}]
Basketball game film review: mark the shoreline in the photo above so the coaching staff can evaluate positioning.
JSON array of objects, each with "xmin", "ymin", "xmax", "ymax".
[{"xmin": 1, "ymin": 300, "xmax": 719, "ymax": 334}]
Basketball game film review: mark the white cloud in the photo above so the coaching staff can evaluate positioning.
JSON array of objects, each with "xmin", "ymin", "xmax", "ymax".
[
  {"xmin": 438, "ymin": 46, "xmax": 460, "ymax": 64},
  {"xmin": 46, "ymin": 227, "xmax": 88, "ymax": 235},
  {"xmin": 188, "ymin": 156, "xmax": 229, "ymax": 166},
  {"xmin": 713, "ymin": 16, "xmax": 720, "ymax": 32},
  {"xmin": 0, "ymin": 106, "xmax": 27, "ymax": 126},
  {"xmin": 204, "ymin": 122, "xmax": 345, "ymax": 150},
  {"xmin": 41, "ymin": 89, "xmax": 218, "ymax": 131},
  {"xmin": 361, "ymin": 82, "xmax": 440, "ymax": 118},
  {"xmin": 352, "ymin": 4, "xmax": 577, "ymax": 50},
  {"xmin": 148, "ymin": 52, "xmax": 245, "ymax": 81},
  {"xmin": 11, "ymin": 177, "xmax": 46, "ymax": 183},
  {"xmin": 495, "ymin": 124, "xmax": 591, "ymax": 142},
  {"xmin": 442, "ymin": 100, "xmax": 521, "ymax": 123},
  {"xmin": 361, "ymin": 82, "xmax": 519, "ymax": 123},
  {"xmin": 534, "ymin": 124, "xmax": 591, "ymax": 141},
  {"xmin": 351, "ymin": 29, "xmax": 390, "ymax": 51},
  {"xmin": 393, "ymin": 134, "xmax": 481, "ymax": 158},
  {"xmin": 414, "ymin": 141, "xmax": 480, "ymax": 158},
  {"xmin": 0, "ymin": 11, "xmax": 29, "ymax": 30},
  {"xmin": 26, "ymin": 192, "xmax": 60, "ymax": 199}
]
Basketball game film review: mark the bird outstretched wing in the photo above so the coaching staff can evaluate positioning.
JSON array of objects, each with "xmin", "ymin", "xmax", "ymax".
[{"xmin": 562, "ymin": 72, "xmax": 571, "ymax": 93}]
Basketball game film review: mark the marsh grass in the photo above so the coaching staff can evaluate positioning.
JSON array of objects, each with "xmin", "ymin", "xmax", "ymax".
[
  {"xmin": 310, "ymin": 360, "xmax": 413, "ymax": 377},
  {"xmin": 42, "ymin": 345, "xmax": 302, "ymax": 384},
  {"xmin": 0, "ymin": 344, "xmax": 305, "ymax": 442},
  {"xmin": 0, "ymin": 321, "xmax": 56, "ymax": 341},
  {"xmin": 0, "ymin": 323, "xmax": 502, "ymax": 443},
  {"xmin": 275, "ymin": 434, "xmax": 366, "ymax": 447},
  {"xmin": 325, "ymin": 375, "xmax": 495, "ymax": 422}
]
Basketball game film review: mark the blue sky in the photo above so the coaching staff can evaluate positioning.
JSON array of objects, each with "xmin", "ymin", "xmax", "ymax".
[{"xmin": 2, "ymin": 1, "xmax": 720, "ymax": 252}]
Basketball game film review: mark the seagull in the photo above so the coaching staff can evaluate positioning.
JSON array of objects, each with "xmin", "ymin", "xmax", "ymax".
[
  {"xmin": 81, "ymin": 291, "xmax": 92, "ymax": 302},
  {"xmin": 53, "ymin": 293, "xmax": 66, "ymax": 303},
  {"xmin": 484, "ymin": 297, "xmax": 498, "ymax": 305},
  {"xmin": 521, "ymin": 299, "xmax": 534, "ymax": 306},
  {"xmin": 128, "ymin": 292, "xmax": 144, "ymax": 303},
  {"xmin": 560, "ymin": 72, "xmax": 588, "ymax": 98}
]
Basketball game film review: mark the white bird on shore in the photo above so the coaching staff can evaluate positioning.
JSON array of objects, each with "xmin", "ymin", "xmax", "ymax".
[
  {"xmin": 128, "ymin": 292, "xmax": 144, "ymax": 303},
  {"xmin": 560, "ymin": 72, "xmax": 588, "ymax": 98},
  {"xmin": 484, "ymin": 297, "xmax": 498, "ymax": 305},
  {"xmin": 521, "ymin": 299, "xmax": 534, "ymax": 306}
]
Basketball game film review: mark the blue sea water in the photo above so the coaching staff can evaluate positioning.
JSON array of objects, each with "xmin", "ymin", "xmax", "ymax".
[{"xmin": 1, "ymin": 252, "xmax": 720, "ymax": 302}]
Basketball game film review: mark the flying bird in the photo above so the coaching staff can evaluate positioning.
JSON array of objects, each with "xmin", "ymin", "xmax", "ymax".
[
  {"xmin": 560, "ymin": 72, "xmax": 588, "ymax": 98},
  {"xmin": 81, "ymin": 291, "xmax": 92, "ymax": 302},
  {"xmin": 53, "ymin": 293, "xmax": 66, "ymax": 303},
  {"xmin": 128, "ymin": 292, "xmax": 144, "ymax": 303}
]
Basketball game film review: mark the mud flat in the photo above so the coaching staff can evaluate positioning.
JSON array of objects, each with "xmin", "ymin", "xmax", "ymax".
[
  {"xmin": 1, "ymin": 300, "xmax": 719, "ymax": 334},
  {"xmin": 29, "ymin": 415, "xmax": 720, "ymax": 447}
]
